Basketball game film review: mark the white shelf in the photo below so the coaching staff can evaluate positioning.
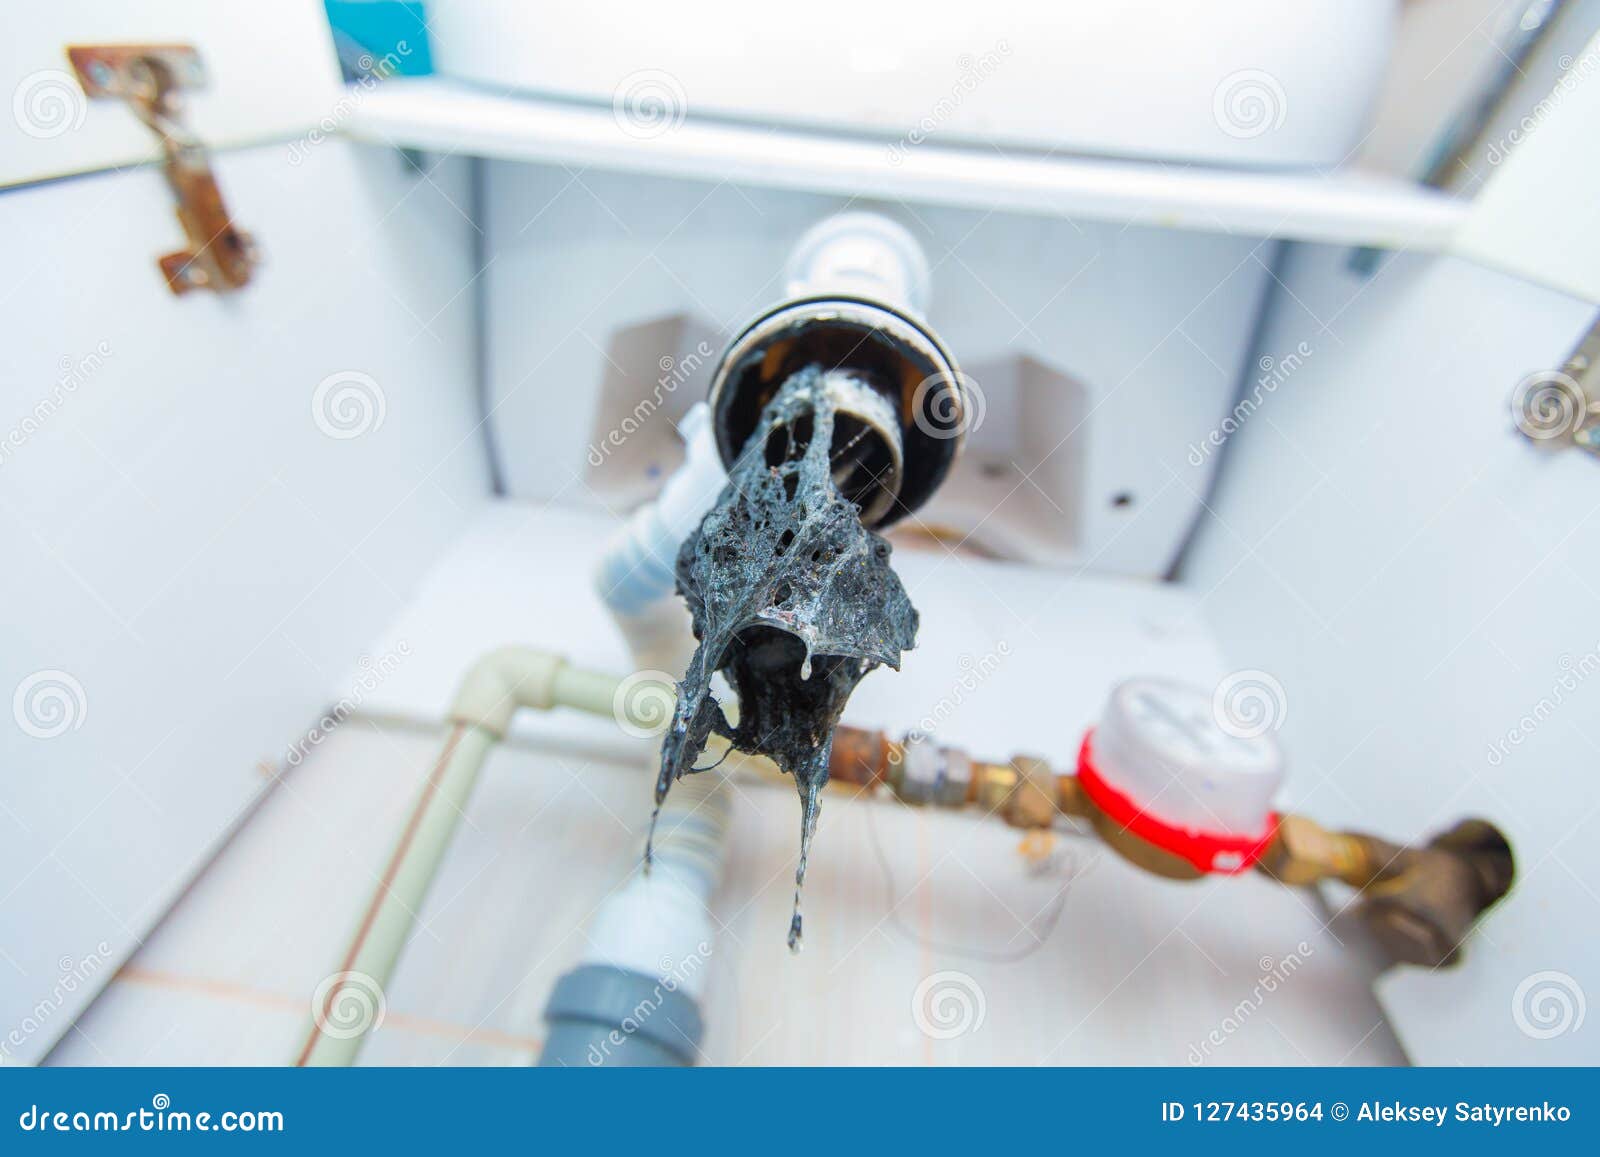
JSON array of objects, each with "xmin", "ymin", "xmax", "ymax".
[{"xmin": 348, "ymin": 78, "xmax": 1469, "ymax": 250}]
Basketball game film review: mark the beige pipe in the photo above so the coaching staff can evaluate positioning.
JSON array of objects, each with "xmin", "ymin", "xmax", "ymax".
[{"xmin": 294, "ymin": 648, "xmax": 674, "ymax": 1066}]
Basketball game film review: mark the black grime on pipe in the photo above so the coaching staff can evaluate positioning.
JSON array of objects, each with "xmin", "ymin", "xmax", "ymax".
[{"xmin": 649, "ymin": 365, "xmax": 919, "ymax": 951}]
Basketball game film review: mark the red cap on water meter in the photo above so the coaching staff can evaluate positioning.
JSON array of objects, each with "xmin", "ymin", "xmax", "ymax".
[{"xmin": 1077, "ymin": 678, "xmax": 1286, "ymax": 875}]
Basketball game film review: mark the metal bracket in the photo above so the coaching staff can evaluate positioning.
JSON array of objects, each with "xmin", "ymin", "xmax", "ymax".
[
  {"xmin": 67, "ymin": 44, "xmax": 258, "ymax": 294},
  {"xmin": 1511, "ymin": 313, "xmax": 1600, "ymax": 455}
]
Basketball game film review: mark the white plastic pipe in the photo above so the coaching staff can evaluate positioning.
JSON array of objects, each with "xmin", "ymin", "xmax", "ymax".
[
  {"xmin": 594, "ymin": 402, "xmax": 726, "ymax": 618},
  {"xmin": 580, "ymin": 767, "xmax": 731, "ymax": 1003},
  {"xmin": 783, "ymin": 210, "xmax": 931, "ymax": 315},
  {"xmin": 590, "ymin": 444, "xmax": 735, "ymax": 1031}
]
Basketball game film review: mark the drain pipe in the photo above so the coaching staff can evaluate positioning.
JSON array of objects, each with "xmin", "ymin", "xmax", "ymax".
[
  {"xmin": 538, "ymin": 768, "xmax": 729, "ymax": 1066},
  {"xmin": 294, "ymin": 649, "xmax": 670, "ymax": 1066},
  {"xmin": 543, "ymin": 412, "xmax": 736, "ymax": 1067},
  {"xmin": 595, "ymin": 210, "xmax": 930, "ymax": 618}
]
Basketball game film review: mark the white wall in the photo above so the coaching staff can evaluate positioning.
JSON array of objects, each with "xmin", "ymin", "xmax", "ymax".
[{"xmin": 1182, "ymin": 242, "xmax": 1599, "ymax": 1063}]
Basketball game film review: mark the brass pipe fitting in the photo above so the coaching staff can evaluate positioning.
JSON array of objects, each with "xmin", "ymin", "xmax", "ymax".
[
  {"xmin": 965, "ymin": 755, "xmax": 1056, "ymax": 827},
  {"xmin": 1353, "ymin": 819, "xmax": 1515, "ymax": 968},
  {"xmin": 828, "ymin": 725, "xmax": 894, "ymax": 790},
  {"xmin": 880, "ymin": 732, "xmax": 973, "ymax": 807},
  {"xmin": 972, "ymin": 758, "xmax": 1019, "ymax": 814},
  {"xmin": 1257, "ymin": 814, "xmax": 1388, "ymax": 887},
  {"xmin": 1258, "ymin": 814, "xmax": 1515, "ymax": 966},
  {"xmin": 1000, "ymin": 755, "xmax": 1060, "ymax": 830}
]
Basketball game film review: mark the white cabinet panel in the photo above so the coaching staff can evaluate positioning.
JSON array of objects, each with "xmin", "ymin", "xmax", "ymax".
[
  {"xmin": 2, "ymin": 0, "xmax": 343, "ymax": 188},
  {"xmin": 0, "ymin": 140, "xmax": 488, "ymax": 1064}
]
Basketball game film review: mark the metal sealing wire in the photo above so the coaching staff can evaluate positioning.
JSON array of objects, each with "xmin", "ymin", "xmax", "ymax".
[{"xmin": 860, "ymin": 792, "xmax": 1095, "ymax": 964}]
